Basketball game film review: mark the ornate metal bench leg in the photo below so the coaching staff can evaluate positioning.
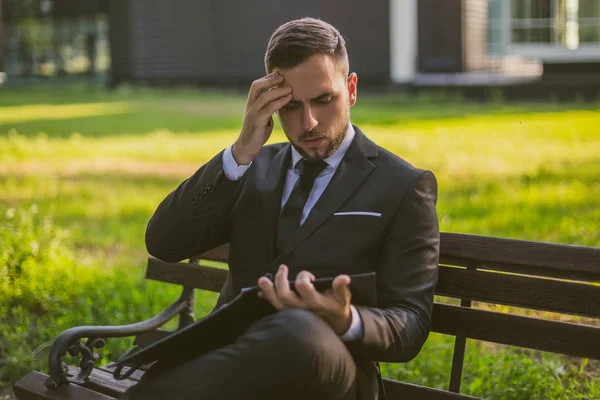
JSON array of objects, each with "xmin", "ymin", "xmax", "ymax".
[
  {"xmin": 46, "ymin": 337, "xmax": 106, "ymax": 389},
  {"xmin": 43, "ymin": 280, "xmax": 193, "ymax": 389}
]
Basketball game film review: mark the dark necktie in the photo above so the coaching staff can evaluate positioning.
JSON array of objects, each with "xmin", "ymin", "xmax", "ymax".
[{"xmin": 277, "ymin": 159, "xmax": 328, "ymax": 254}]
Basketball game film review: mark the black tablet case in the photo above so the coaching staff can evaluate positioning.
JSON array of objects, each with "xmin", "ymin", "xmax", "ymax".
[{"xmin": 111, "ymin": 272, "xmax": 377, "ymax": 380}]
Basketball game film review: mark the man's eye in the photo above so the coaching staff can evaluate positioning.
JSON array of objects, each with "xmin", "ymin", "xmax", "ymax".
[{"xmin": 317, "ymin": 96, "xmax": 333, "ymax": 104}]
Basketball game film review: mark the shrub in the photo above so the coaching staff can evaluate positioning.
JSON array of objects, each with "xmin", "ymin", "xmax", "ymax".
[{"xmin": 0, "ymin": 207, "xmax": 203, "ymax": 390}]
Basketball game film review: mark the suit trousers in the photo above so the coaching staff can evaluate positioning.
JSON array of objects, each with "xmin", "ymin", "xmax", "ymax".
[{"xmin": 120, "ymin": 309, "xmax": 359, "ymax": 400}]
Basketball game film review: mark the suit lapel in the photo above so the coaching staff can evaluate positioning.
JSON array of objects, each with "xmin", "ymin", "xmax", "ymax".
[
  {"xmin": 279, "ymin": 126, "xmax": 378, "ymax": 257},
  {"xmin": 261, "ymin": 144, "xmax": 291, "ymax": 262}
]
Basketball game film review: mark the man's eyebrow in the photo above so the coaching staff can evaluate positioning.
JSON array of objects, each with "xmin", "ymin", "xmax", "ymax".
[
  {"xmin": 287, "ymin": 92, "xmax": 334, "ymax": 105},
  {"xmin": 311, "ymin": 92, "xmax": 334, "ymax": 101}
]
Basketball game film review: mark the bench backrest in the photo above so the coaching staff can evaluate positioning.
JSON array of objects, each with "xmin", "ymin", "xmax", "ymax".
[{"xmin": 145, "ymin": 232, "xmax": 600, "ymax": 398}]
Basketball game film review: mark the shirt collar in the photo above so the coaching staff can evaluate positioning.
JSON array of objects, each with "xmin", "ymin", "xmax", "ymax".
[{"xmin": 290, "ymin": 123, "xmax": 355, "ymax": 171}]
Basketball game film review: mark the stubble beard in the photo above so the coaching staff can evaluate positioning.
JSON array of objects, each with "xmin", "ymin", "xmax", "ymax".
[{"xmin": 289, "ymin": 108, "xmax": 350, "ymax": 161}]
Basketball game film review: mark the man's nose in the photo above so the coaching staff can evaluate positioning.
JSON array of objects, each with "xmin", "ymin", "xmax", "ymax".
[{"xmin": 301, "ymin": 105, "xmax": 318, "ymax": 132}]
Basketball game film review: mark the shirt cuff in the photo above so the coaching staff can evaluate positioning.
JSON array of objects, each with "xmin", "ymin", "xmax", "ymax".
[
  {"xmin": 222, "ymin": 145, "xmax": 252, "ymax": 181},
  {"xmin": 339, "ymin": 305, "xmax": 364, "ymax": 342}
]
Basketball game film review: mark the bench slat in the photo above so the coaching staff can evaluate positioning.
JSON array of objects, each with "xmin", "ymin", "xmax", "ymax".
[
  {"xmin": 146, "ymin": 258, "xmax": 226, "ymax": 291},
  {"xmin": 67, "ymin": 366, "xmax": 137, "ymax": 398},
  {"xmin": 199, "ymin": 244, "xmax": 229, "ymax": 263},
  {"xmin": 195, "ymin": 234, "xmax": 600, "ymax": 282},
  {"xmin": 432, "ymin": 303, "xmax": 600, "ymax": 359},
  {"xmin": 135, "ymin": 304, "xmax": 600, "ymax": 364},
  {"xmin": 441, "ymin": 256, "xmax": 598, "ymax": 283},
  {"xmin": 98, "ymin": 365, "xmax": 144, "ymax": 382},
  {"xmin": 146, "ymin": 260, "xmax": 600, "ymax": 321},
  {"xmin": 437, "ymin": 266, "xmax": 600, "ymax": 318},
  {"xmin": 383, "ymin": 378, "xmax": 481, "ymax": 399},
  {"xmin": 14, "ymin": 371, "xmax": 483, "ymax": 400},
  {"xmin": 440, "ymin": 233, "xmax": 600, "ymax": 281},
  {"xmin": 13, "ymin": 371, "xmax": 115, "ymax": 400}
]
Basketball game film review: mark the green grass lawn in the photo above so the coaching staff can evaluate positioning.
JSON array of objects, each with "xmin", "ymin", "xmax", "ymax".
[{"xmin": 1, "ymin": 86, "xmax": 599, "ymax": 399}]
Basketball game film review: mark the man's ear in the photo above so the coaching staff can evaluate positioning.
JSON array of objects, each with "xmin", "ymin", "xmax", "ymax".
[{"xmin": 347, "ymin": 72, "xmax": 358, "ymax": 107}]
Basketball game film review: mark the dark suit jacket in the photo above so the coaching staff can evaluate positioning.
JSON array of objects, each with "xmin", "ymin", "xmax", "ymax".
[{"xmin": 145, "ymin": 126, "xmax": 440, "ymax": 400}]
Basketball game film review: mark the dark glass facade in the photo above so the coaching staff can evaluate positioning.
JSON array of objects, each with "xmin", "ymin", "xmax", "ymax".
[{"xmin": 1, "ymin": 0, "xmax": 109, "ymax": 83}]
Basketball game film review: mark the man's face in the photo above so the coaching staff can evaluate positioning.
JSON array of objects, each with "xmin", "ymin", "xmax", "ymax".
[{"xmin": 275, "ymin": 54, "xmax": 358, "ymax": 161}]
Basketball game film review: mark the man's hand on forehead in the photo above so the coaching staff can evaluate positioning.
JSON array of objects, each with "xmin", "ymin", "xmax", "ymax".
[{"xmin": 231, "ymin": 72, "xmax": 293, "ymax": 165}]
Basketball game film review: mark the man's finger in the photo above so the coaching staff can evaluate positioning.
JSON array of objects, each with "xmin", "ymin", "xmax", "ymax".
[
  {"xmin": 263, "ymin": 92, "xmax": 293, "ymax": 116},
  {"xmin": 331, "ymin": 275, "xmax": 352, "ymax": 301},
  {"xmin": 275, "ymin": 265, "xmax": 304, "ymax": 308},
  {"xmin": 252, "ymin": 86, "xmax": 292, "ymax": 113},
  {"xmin": 248, "ymin": 73, "xmax": 284, "ymax": 105},
  {"xmin": 294, "ymin": 271, "xmax": 320, "ymax": 307},
  {"xmin": 258, "ymin": 276, "xmax": 285, "ymax": 310}
]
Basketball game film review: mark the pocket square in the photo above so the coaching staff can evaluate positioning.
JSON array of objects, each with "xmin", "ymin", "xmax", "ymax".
[{"xmin": 333, "ymin": 211, "xmax": 382, "ymax": 217}]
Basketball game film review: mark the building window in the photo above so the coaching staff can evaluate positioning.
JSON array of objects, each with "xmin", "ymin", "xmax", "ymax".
[
  {"xmin": 510, "ymin": 0, "xmax": 600, "ymax": 48},
  {"xmin": 488, "ymin": 0, "xmax": 505, "ymax": 54},
  {"xmin": 579, "ymin": 0, "xmax": 600, "ymax": 43},
  {"xmin": 2, "ymin": 0, "xmax": 110, "ymax": 80}
]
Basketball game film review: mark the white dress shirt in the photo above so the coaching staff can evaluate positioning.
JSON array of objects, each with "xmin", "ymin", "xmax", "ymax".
[{"xmin": 221, "ymin": 123, "xmax": 364, "ymax": 342}]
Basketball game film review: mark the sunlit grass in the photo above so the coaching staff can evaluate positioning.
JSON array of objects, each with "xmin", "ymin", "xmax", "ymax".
[
  {"xmin": 1, "ymin": 98, "xmax": 598, "ymax": 248},
  {"xmin": 0, "ymin": 102, "xmax": 133, "ymax": 124},
  {"xmin": 1, "ymin": 115, "xmax": 598, "ymax": 178}
]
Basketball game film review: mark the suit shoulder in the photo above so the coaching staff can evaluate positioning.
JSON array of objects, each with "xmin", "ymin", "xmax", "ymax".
[
  {"xmin": 375, "ymin": 146, "xmax": 430, "ymax": 180},
  {"xmin": 373, "ymin": 146, "xmax": 438, "ymax": 205}
]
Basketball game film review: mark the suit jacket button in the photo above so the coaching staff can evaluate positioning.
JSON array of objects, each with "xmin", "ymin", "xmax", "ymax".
[
  {"xmin": 206, "ymin": 181, "xmax": 213, "ymax": 189},
  {"xmin": 191, "ymin": 196, "xmax": 198, "ymax": 204}
]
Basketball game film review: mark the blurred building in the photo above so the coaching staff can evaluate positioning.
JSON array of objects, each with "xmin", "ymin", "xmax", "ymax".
[
  {"xmin": 1, "ymin": 0, "xmax": 110, "ymax": 85},
  {"xmin": 410, "ymin": 0, "xmax": 600, "ymax": 98},
  {"xmin": 1, "ymin": 0, "xmax": 600, "ymax": 98}
]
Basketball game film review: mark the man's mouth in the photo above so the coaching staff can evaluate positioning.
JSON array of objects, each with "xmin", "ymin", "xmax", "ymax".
[{"xmin": 303, "ymin": 137, "xmax": 325, "ymax": 148}]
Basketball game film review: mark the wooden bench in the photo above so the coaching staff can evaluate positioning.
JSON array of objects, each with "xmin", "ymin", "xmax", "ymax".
[{"xmin": 13, "ymin": 232, "xmax": 600, "ymax": 400}]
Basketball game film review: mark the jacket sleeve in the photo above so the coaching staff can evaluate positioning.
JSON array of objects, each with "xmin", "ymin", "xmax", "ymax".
[
  {"xmin": 145, "ymin": 150, "xmax": 245, "ymax": 263},
  {"xmin": 347, "ymin": 170, "xmax": 440, "ymax": 362}
]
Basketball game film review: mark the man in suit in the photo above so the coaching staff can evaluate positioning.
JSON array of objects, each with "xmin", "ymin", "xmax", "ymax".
[{"xmin": 124, "ymin": 17, "xmax": 439, "ymax": 400}]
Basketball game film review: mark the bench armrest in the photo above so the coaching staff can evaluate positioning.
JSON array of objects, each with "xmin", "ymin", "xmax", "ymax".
[{"xmin": 45, "ymin": 287, "xmax": 194, "ymax": 390}]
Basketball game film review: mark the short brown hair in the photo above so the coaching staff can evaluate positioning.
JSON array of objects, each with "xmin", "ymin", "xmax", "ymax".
[{"xmin": 265, "ymin": 17, "xmax": 349, "ymax": 76}]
